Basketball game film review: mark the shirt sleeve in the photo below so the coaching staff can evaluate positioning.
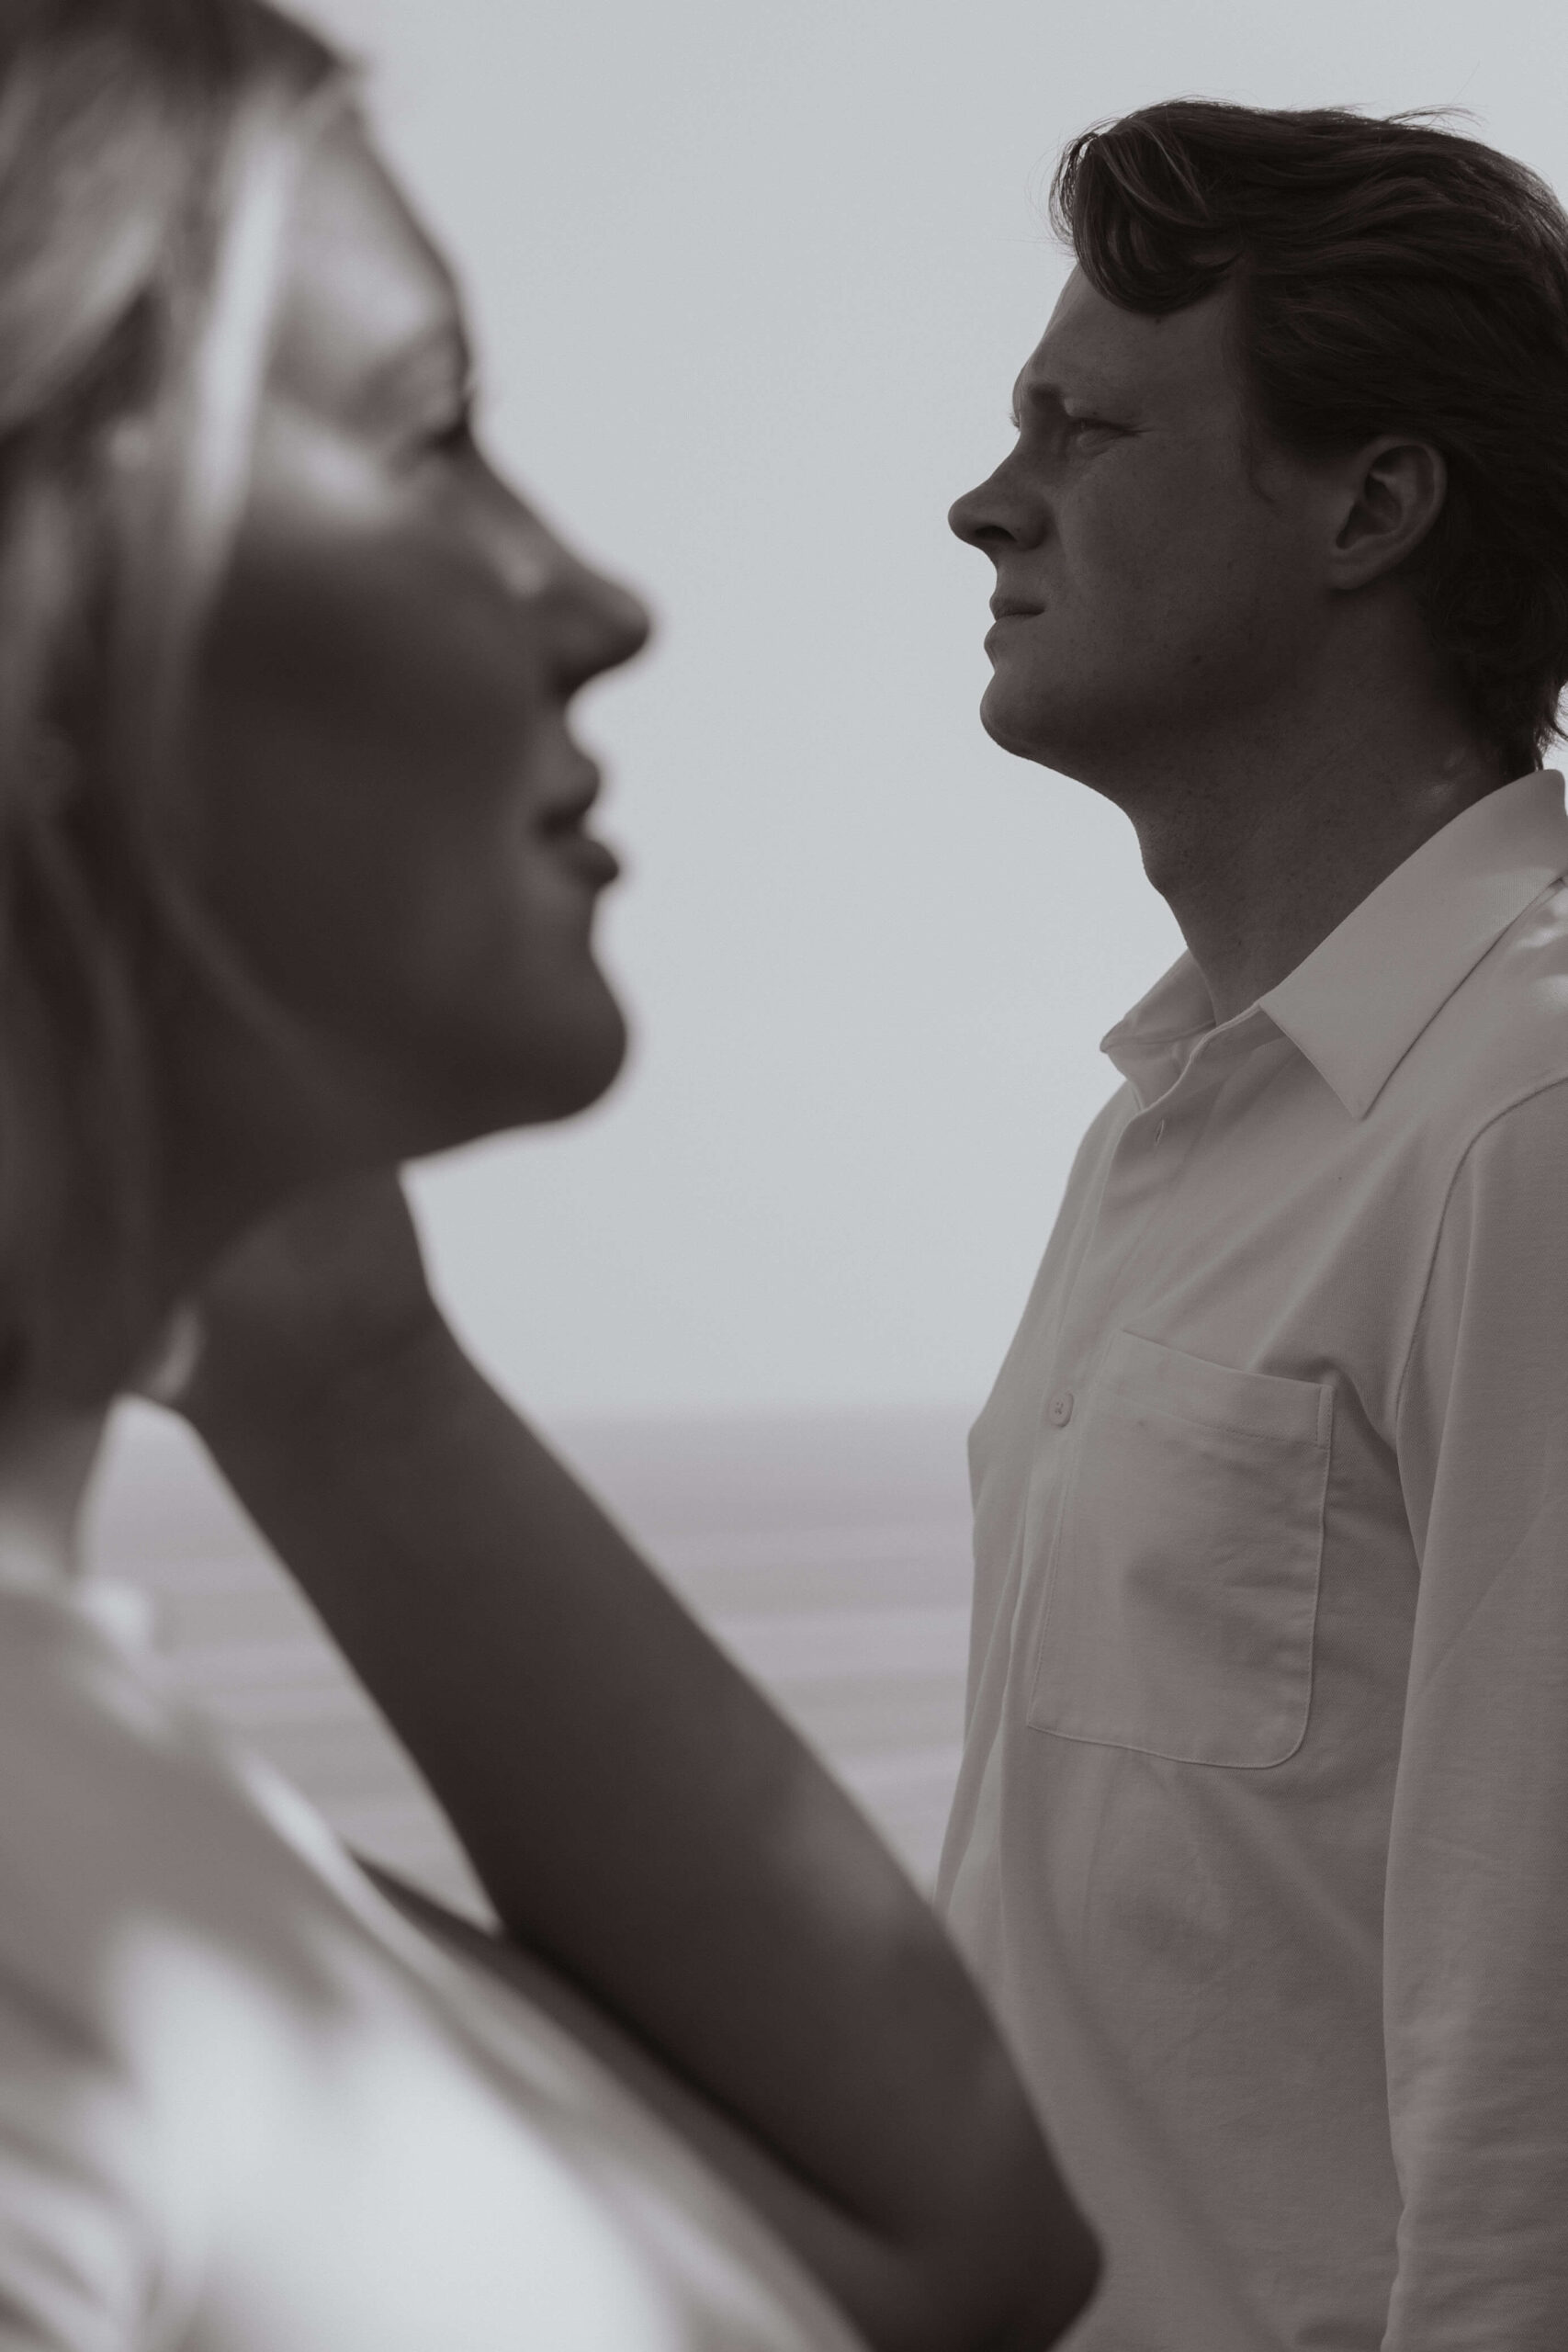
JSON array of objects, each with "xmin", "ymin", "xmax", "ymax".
[{"xmin": 1388, "ymin": 1075, "xmax": 1568, "ymax": 2348}]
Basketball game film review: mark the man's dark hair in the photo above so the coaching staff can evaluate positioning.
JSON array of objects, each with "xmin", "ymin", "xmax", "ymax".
[{"xmin": 1051, "ymin": 101, "xmax": 1568, "ymax": 778}]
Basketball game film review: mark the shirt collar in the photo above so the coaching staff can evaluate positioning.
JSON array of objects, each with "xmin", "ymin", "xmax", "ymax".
[{"xmin": 1101, "ymin": 770, "xmax": 1568, "ymax": 1119}]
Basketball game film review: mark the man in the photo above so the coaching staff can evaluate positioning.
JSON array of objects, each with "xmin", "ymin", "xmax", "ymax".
[{"xmin": 938, "ymin": 100, "xmax": 1568, "ymax": 2350}]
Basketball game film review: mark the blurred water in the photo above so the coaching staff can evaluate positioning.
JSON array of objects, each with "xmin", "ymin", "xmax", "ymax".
[{"xmin": 84, "ymin": 1400, "xmax": 976, "ymax": 1918}]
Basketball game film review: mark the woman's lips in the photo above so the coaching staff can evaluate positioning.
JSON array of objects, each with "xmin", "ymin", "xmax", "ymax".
[
  {"xmin": 534, "ymin": 755, "xmax": 619, "ymax": 889},
  {"xmin": 545, "ymin": 825, "xmax": 621, "ymax": 888}
]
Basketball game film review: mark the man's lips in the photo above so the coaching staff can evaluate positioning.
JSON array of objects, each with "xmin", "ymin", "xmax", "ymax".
[{"xmin": 985, "ymin": 597, "xmax": 1043, "ymax": 653}]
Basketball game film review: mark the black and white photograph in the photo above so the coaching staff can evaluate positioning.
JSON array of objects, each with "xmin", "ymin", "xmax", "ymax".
[{"xmin": 3, "ymin": 0, "xmax": 1566, "ymax": 2344}]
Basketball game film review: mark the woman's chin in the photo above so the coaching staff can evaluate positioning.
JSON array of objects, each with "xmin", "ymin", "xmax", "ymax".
[
  {"xmin": 271, "ymin": 974, "xmax": 633, "ymax": 1173},
  {"xmin": 525, "ymin": 998, "xmax": 630, "ymax": 1122},
  {"xmin": 429, "ymin": 988, "xmax": 631, "ymax": 1145}
]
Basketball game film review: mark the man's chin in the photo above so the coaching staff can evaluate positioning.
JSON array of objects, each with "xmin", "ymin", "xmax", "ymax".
[
  {"xmin": 978, "ymin": 681, "xmax": 1064, "ymax": 766},
  {"xmin": 977, "ymin": 680, "xmax": 1122, "ymax": 789}
]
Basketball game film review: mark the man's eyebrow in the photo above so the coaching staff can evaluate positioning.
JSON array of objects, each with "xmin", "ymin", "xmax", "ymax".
[
  {"xmin": 1009, "ymin": 378, "xmax": 1068, "ymax": 429},
  {"xmin": 1009, "ymin": 376, "xmax": 1127, "ymax": 430}
]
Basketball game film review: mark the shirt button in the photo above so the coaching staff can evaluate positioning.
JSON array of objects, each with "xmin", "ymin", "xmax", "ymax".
[{"xmin": 1047, "ymin": 1389, "xmax": 1074, "ymax": 1428}]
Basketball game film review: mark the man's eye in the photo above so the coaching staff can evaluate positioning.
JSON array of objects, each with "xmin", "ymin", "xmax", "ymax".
[{"xmin": 1006, "ymin": 411, "xmax": 1120, "ymax": 442}]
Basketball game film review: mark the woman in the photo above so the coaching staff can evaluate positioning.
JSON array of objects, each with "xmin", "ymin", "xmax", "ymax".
[{"xmin": 0, "ymin": 0, "xmax": 1100, "ymax": 2345}]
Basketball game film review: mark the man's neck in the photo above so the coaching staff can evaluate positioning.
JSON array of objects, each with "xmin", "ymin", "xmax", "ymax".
[{"xmin": 1122, "ymin": 728, "xmax": 1511, "ymax": 1027}]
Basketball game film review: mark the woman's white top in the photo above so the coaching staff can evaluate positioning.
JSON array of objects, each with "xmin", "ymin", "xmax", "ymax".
[{"xmin": 0, "ymin": 1575, "xmax": 865, "ymax": 2351}]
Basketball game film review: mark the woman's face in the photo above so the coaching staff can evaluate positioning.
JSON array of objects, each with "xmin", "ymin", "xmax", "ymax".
[{"xmin": 185, "ymin": 111, "xmax": 651, "ymax": 1159}]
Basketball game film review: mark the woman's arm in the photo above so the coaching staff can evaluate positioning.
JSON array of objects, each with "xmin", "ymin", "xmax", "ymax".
[
  {"xmin": 361, "ymin": 1860, "xmax": 1077, "ymax": 2352},
  {"xmin": 170, "ymin": 1177, "xmax": 1100, "ymax": 2352}
]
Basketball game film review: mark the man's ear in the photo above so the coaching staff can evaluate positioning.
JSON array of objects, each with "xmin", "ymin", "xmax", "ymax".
[{"xmin": 1327, "ymin": 436, "xmax": 1448, "ymax": 592}]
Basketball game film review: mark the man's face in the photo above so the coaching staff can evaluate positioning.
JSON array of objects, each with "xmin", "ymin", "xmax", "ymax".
[{"xmin": 949, "ymin": 268, "xmax": 1334, "ymax": 794}]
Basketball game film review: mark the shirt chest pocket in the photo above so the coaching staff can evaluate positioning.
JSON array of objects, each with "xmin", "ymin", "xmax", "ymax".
[{"xmin": 1027, "ymin": 1332, "xmax": 1333, "ymax": 1767}]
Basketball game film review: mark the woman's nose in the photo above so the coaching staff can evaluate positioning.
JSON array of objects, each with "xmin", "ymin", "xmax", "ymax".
[
  {"xmin": 483, "ymin": 493, "xmax": 653, "ymax": 688},
  {"xmin": 585, "ymin": 570, "xmax": 654, "ymax": 673},
  {"xmin": 561, "ymin": 561, "xmax": 653, "ymax": 686},
  {"xmin": 545, "ymin": 554, "xmax": 654, "ymax": 695}
]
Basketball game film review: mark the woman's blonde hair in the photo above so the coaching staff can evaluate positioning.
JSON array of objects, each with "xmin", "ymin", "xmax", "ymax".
[{"xmin": 0, "ymin": 0, "xmax": 347, "ymax": 1399}]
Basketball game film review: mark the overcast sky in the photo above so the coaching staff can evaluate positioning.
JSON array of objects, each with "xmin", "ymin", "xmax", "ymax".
[{"xmin": 299, "ymin": 0, "xmax": 1568, "ymax": 1421}]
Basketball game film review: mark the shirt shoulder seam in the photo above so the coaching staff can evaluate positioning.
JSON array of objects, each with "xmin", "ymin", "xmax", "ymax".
[{"xmin": 1394, "ymin": 1068, "xmax": 1568, "ymax": 1432}]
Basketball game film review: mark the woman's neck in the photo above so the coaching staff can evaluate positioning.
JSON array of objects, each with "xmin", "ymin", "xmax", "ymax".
[{"xmin": 0, "ymin": 1399, "xmax": 110, "ymax": 1590}]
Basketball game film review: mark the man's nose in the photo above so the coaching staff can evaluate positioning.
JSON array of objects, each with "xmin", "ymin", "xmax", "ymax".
[
  {"xmin": 948, "ymin": 481, "xmax": 988, "ymax": 546},
  {"xmin": 948, "ymin": 470, "xmax": 1019, "ymax": 550}
]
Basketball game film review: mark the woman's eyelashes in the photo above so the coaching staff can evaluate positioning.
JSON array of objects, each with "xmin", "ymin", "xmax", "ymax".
[
  {"xmin": 433, "ymin": 399, "xmax": 477, "ymax": 454},
  {"xmin": 414, "ymin": 389, "xmax": 478, "ymax": 461}
]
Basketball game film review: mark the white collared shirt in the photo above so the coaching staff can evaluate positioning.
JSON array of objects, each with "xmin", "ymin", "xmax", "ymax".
[{"xmin": 938, "ymin": 770, "xmax": 1568, "ymax": 2352}]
